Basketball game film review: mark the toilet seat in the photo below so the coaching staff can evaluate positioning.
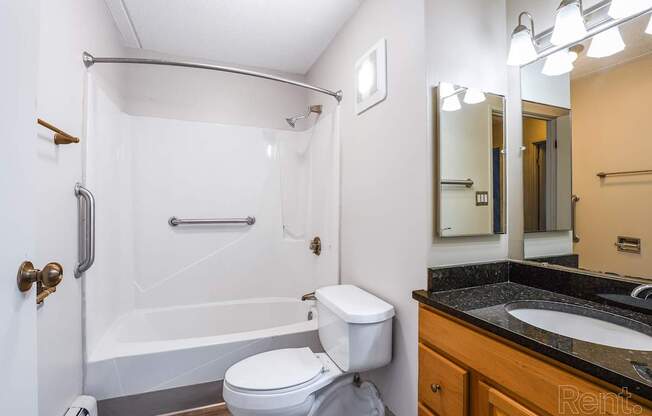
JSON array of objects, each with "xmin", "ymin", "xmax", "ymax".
[
  {"xmin": 223, "ymin": 348, "xmax": 343, "ymax": 412},
  {"xmin": 225, "ymin": 348, "xmax": 324, "ymax": 391}
]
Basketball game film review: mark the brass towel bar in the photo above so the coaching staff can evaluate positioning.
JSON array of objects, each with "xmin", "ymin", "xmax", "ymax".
[
  {"xmin": 37, "ymin": 118, "xmax": 80, "ymax": 145},
  {"xmin": 597, "ymin": 169, "xmax": 652, "ymax": 178}
]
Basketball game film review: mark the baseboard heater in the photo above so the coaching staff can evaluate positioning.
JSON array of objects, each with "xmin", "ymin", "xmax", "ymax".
[
  {"xmin": 64, "ymin": 408, "xmax": 89, "ymax": 416},
  {"xmin": 64, "ymin": 396, "xmax": 96, "ymax": 416}
]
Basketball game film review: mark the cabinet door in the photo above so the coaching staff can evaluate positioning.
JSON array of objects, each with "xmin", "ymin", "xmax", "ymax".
[
  {"xmin": 419, "ymin": 343, "xmax": 468, "ymax": 416},
  {"xmin": 477, "ymin": 382, "xmax": 541, "ymax": 416}
]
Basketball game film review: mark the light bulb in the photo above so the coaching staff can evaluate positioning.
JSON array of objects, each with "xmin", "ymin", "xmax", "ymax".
[
  {"xmin": 551, "ymin": 1, "xmax": 588, "ymax": 46},
  {"xmin": 542, "ymin": 49, "xmax": 575, "ymax": 76},
  {"xmin": 587, "ymin": 27, "xmax": 625, "ymax": 58},
  {"xmin": 357, "ymin": 58, "xmax": 375, "ymax": 96},
  {"xmin": 442, "ymin": 96, "xmax": 462, "ymax": 112},
  {"xmin": 463, "ymin": 88, "xmax": 486, "ymax": 104},
  {"xmin": 507, "ymin": 27, "xmax": 538, "ymax": 66},
  {"xmin": 608, "ymin": 0, "xmax": 652, "ymax": 19}
]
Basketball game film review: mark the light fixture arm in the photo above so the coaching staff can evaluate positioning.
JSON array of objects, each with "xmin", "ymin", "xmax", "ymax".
[
  {"xmin": 441, "ymin": 87, "xmax": 468, "ymax": 100},
  {"xmin": 517, "ymin": 11, "xmax": 537, "ymax": 40},
  {"xmin": 558, "ymin": 0, "xmax": 583, "ymax": 15}
]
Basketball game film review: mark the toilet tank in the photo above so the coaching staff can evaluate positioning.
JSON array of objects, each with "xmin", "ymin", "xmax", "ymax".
[{"xmin": 315, "ymin": 285, "xmax": 395, "ymax": 373}]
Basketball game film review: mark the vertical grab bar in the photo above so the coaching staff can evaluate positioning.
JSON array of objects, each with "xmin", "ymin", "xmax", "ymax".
[
  {"xmin": 571, "ymin": 194, "xmax": 580, "ymax": 243},
  {"xmin": 75, "ymin": 183, "xmax": 95, "ymax": 278}
]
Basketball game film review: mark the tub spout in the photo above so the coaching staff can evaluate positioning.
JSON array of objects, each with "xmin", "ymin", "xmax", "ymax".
[{"xmin": 301, "ymin": 291, "xmax": 316, "ymax": 301}]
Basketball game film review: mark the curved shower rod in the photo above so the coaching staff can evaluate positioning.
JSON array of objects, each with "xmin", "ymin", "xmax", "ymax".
[{"xmin": 82, "ymin": 52, "xmax": 343, "ymax": 103}]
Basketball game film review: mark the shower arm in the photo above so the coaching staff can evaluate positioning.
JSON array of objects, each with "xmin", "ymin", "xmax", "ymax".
[{"xmin": 83, "ymin": 52, "xmax": 343, "ymax": 103}]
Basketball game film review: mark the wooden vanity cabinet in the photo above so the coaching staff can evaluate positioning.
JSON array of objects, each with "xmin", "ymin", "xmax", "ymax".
[{"xmin": 418, "ymin": 305, "xmax": 652, "ymax": 416}]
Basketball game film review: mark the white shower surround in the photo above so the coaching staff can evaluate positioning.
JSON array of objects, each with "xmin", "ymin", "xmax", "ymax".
[{"xmin": 83, "ymin": 77, "xmax": 340, "ymax": 399}]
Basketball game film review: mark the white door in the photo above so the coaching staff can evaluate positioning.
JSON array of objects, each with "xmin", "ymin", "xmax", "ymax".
[{"xmin": 0, "ymin": 1, "xmax": 40, "ymax": 414}]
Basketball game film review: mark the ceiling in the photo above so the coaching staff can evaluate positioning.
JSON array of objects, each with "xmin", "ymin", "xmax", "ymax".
[
  {"xmin": 573, "ymin": 13, "xmax": 652, "ymax": 79},
  {"xmin": 104, "ymin": 0, "xmax": 363, "ymax": 75}
]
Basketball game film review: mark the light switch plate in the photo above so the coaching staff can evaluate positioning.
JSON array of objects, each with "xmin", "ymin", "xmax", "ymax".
[{"xmin": 476, "ymin": 191, "xmax": 489, "ymax": 206}]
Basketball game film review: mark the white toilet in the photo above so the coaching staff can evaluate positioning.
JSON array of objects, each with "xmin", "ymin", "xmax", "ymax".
[{"xmin": 223, "ymin": 285, "xmax": 395, "ymax": 416}]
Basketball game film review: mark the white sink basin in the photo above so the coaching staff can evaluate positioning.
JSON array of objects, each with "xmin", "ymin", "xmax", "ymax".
[{"xmin": 505, "ymin": 301, "xmax": 652, "ymax": 351}]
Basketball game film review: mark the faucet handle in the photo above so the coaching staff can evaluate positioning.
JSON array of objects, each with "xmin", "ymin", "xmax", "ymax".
[{"xmin": 631, "ymin": 284, "xmax": 652, "ymax": 299}]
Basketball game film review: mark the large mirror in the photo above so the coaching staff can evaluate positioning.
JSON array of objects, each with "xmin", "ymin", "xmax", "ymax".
[
  {"xmin": 434, "ymin": 84, "xmax": 506, "ymax": 237},
  {"xmin": 521, "ymin": 11, "xmax": 652, "ymax": 279}
]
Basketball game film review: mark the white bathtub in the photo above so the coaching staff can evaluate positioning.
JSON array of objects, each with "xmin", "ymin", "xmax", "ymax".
[{"xmin": 85, "ymin": 298, "xmax": 320, "ymax": 400}]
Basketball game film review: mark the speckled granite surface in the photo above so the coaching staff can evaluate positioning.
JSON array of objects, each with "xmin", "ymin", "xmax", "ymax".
[
  {"xmin": 416, "ymin": 261, "xmax": 652, "ymax": 400},
  {"xmin": 527, "ymin": 254, "xmax": 579, "ymax": 268}
]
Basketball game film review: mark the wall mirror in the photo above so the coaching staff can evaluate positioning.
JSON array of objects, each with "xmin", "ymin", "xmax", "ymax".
[
  {"xmin": 521, "ymin": 11, "xmax": 652, "ymax": 280},
  {"xmin": 434, "ymin": 83, "xmax": 506, "ymax": 237}
]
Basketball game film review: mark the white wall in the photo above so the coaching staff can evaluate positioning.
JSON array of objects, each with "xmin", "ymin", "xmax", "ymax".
[
  {"xmin": 306, "ymin": 1, "xmax": 430, "ymax": 415},
  {"xmin": 35, "ymin": 1, "xmax": 126, "ymax": 415},
  {"xmin": 427, "ymin": 0, "xmax": 510, "ymax": 265},
  {"xmin": 521, "ymin": 59, "xmax": 571, "ymax": 108},
  {"xmin": 121, "ymin": 48, "xmax": 310, "ymax": 131}
]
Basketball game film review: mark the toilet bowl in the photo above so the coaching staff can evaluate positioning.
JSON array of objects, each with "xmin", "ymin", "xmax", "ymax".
[{"xmin": 223, "ymin": 285, "xmax": 394, "ymax": 416}]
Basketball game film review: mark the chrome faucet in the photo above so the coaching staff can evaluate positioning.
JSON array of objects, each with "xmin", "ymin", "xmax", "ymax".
[{"xmin": 631, "ymin": 284, "xmax": 652, "ymax": 299}]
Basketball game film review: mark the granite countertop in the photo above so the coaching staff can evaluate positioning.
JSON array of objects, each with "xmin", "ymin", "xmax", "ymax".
[{"xmin": 413, "ymin": 267, "xmax": 652, "ymax": 400}]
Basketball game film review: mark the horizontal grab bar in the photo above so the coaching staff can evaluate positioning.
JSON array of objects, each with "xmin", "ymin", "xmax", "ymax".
[
  {"xmin": 441, "ymin": 179, "xmax": 474, "ymax": 188},
  {"xmin": 168, "ymin": 216, "xmax": 256, "ymax": 227}
]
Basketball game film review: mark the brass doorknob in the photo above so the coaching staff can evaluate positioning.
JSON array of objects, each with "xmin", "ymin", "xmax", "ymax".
[{"xmin": 17, "ymin": 261, "xmax": 63, "ymax": 292}]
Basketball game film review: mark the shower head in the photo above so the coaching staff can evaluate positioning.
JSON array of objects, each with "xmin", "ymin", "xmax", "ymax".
[
  {"xmin": 286, "ymin": 115, "xmax": 306, "ymax": 128},
  {"xmin": 285, "ymin": 105, "xmax": 323, "ymax": 128}
]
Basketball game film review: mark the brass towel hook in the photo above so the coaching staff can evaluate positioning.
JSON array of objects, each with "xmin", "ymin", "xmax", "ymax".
[{"xmin": 37, "ymin": 118, "xmax": 80, "ymax": 145}]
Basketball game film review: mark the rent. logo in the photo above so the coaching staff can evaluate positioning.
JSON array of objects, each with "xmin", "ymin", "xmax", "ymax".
[{"xmin": 558, "ymin": 386, "xmax": 643, "ymax": 415}]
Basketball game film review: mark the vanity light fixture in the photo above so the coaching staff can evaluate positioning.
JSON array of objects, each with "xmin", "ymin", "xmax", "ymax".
[
  {"xmin": 440, "ymin": 82, "xmax": 462, "ymax": 112},
  {"xmin": 551, "ymin": 0, "xmax": 588, "ymax": 46},
  {"xmin": 463, "ymin": 88, "xmax": 486, "ymax": 105},
  {"xmin": 542, "ymin": 49, "xmax": 575, "ymax": 76},
  {"xmin": 507, "ymin": 12, "xmax": 538, "ymax": 66},
  {"xmin": 608, "ymin": 0, "xmax": 652, "ymax": 19},
  {"xmin": 587, "ymin": 27, "xmax": 626, "ymax": 58}
]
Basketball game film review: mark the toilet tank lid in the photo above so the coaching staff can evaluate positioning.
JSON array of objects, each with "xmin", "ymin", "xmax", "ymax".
[{"xmin": 315, "ymin": 285, "xmax": 395, "ymax": 324}]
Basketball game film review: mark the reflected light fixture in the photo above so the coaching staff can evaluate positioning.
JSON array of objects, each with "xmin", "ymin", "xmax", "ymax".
[
  {"xmin": 568, "ymin": 44, "xmax": 584, "ymax": 62},
  {"xmin": 440, "ymin": 82, "xmax": 462, "ymax": 112},
  {"xmin": 587, "ymin": 27, "xmax": 625, "ymax": 58},
  {"xmin": 542, "ymin": 49, "xmax": 575, "ymax": 76},
  {"xmin": 463, "ymin": 88, "xmax": 486, "ymax": 104},
  {"xmin": 507, "ymin": 12, "xmax": 538, "ymax": 66},
  {"xmin": 608, "ymin": 0, "xmax": 652, "ymax": 19},
  {"xmin": 551, "ymin": 0, "xmax": 588, "ymax": 46}
]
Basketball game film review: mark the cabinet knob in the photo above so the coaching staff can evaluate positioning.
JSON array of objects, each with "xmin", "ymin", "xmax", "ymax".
[{"xmin": 431, "ymin": 384, "xmax": 442, "ymax": 393}]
